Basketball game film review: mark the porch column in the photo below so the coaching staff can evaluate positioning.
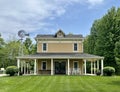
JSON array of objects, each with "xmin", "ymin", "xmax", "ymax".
[
  {"xmin": 51, "ymin": 59, "xmax": 53, "ymax": 75},
  {"xmin": 101, "ymin": 59, "xmax": 104, "ymax": 75},
  {"xmin": 91, "ymin": 61, "xmax": 93, "ymax": 74},
  {"xmin": 34, "ymin": 59, "xmax": 37, "ymax": 75},
  {"xmin": 84, "ymin": 59, "xmax": 86, "ymax": 75},
  {"xmin": 97, "ymin": 60, "xmax": 99, "ymax": 70},
  {"xmin": 21, "ymin": 61, "xmax": 23, "ymax": 74},
  {"xmin": 24, "ymin": 61, "xmax": 26, "ymax": 74},
  {"xmin": 94, "ymin": 61, "xmax": 96, "ymax": 74},
  {"xmin": 17, "ymin": 59, "xmax": 20, "ymax": 75},
  {"xmin": 68, "ymin": 59, "xmax": 70, "ymax": 75},
  {"xmin": 27, "ymin": 62, "xmax": 29, "ymax": 74}
]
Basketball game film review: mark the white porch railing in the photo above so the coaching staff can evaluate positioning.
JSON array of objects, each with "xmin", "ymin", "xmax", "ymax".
[{"xmin": 69, "ymin": 68, "xmax": 81, "ymax": 75}]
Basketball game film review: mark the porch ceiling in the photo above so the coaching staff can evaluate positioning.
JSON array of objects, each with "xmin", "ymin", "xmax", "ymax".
[{"xmin": 16, "ymin": 53, "xmax": 104, "ymax": 60}]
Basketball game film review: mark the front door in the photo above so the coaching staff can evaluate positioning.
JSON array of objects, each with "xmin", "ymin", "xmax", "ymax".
[{"xmin": 55, "ymin": 61, "xmax": 66, "ymax": 74}]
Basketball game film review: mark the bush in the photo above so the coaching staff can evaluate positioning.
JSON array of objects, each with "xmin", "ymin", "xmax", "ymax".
[
  {"xmin": 103, "ymin": 66, "xmax": 115, "ymax": 76},
  {"xmin": 96, "ymin": 69, "xmax": 101, "ymax": 76},
  {"xmin": 6, "ymin": 66, "xmax": 18, "ymax": 76}
]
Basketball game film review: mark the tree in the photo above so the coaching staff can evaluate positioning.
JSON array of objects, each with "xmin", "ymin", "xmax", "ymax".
[
  {"xmin": 24, "ymin": 37, "xmax": 36, "ymax": 54},
  {"xmin": 0, "ymin": 35, "xmax": 5, "ymax": 49},
  {"xmin": 0, "ymin": 35, "xmax": 6, "ymax": 68},
  {"xmin": 114, "ymin": 41, "xmax": 120, "ymax": 74},
  {"xmin": 0, "ymin": 38, "xmax": 28, "ymax": 68},
  {"xmin": 84, "ymin": 7, "xmax": 120, "ymax": 74}
]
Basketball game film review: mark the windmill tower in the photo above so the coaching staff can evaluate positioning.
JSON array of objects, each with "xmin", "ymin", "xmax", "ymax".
[{"xmin": 18, "ymin": 30, "xmax": 29, "ymax": 56}]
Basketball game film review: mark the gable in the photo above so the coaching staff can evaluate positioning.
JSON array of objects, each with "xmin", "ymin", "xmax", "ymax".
[
  {"xmin": 55, "ymin": 29, "xmax": 65, "ymax": 38},
  {"xmin": 35, "ymin": 29, "xmax": 83, "ymax": 40}
]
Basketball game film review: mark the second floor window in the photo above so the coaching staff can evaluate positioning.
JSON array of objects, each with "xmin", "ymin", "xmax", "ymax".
[
  {"xmin": 74, "ymin": 43, "xmax": 78, "ymax": 51},
  {"xmin": 43, "ymin": 43, "xmax": 47, "ymax": 51}
]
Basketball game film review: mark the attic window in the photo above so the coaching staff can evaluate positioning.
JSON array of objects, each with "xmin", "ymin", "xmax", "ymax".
[
  {"xmin": 55, "ymin": 29, "xmax": 65, "ymax": 38},
  {"xmin": 57, "ymin": 32, "xmax": 64, "ymax": 37}
]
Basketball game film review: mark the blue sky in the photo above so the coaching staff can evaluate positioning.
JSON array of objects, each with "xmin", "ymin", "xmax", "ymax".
[{"xmin": 0, "ymin": 0, "xmax": 120, "ymax": 41}]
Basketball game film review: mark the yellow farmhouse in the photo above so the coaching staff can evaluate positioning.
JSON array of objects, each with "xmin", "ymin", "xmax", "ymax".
[{"xmin": 17, "ymin": 30, "xmax": 104, "ymax": 75}]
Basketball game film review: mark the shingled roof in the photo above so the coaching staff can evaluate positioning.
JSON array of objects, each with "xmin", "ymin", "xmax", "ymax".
[
  {"xmin": 17, "ymin": 53, "xmax": 104, "ymax": 60},
  {"xmin": 35, "ymin": 29, "xmax": 83, "ymax": 39}
]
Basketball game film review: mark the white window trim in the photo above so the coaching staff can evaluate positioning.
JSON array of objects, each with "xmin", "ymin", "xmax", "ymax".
[
  {"xmin": 73, "ymin": 43, "xmax": 79, "ymax": 52},
  {"xmin": 41, "ymin": 61, "xmax": 47, "ymax": 70},
  {"xmin": 73, "ymin": 61, "xmax": 79, "ymax": 69},
  {"xmin": 42, "ymin": 43, "xmax": 48, "ymax": 52}
]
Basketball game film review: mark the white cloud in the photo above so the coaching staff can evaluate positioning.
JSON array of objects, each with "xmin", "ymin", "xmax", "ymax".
[
  {"xmin": 0, "ymin": 0, "xmax": 104, "ymax": 41},
  {"xmin": 87, "ymin": 0, "xmax": 104, "ymax": 6}
]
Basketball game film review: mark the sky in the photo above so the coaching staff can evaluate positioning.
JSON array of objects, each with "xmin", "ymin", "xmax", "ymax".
[{"xmin": 0, "ymin": 0, "xmax": 120, "ymax": 41}]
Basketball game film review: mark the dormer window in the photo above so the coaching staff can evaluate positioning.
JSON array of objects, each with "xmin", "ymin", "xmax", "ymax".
[
  {"xmin": 55, "ymin": 29, "xmax": 65, "ymax": 38},
  {"xmin": 57, "ymin": 32, "xmax": 63, "ymax": 37}
]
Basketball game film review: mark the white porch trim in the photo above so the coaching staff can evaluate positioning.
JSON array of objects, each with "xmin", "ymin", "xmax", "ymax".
[
  {"xmin": 51, "ymin": 59, "xmax": 53, "ymax": 75},
  {"xmin": 34, "ymin": 59, "xmax": 37, "ymax": 75},
  {"xmin": 84, "ymin": 59, "xmax": 86, "ymax": 75},
  {"xmin": 67, "ymin": 59, "xmax": 70, "ymax": 75},
  {"xmin": 24, "ymin": 61, "xmax": 26, "ymax": 74},
  {"xmin": 94, "ymin": 61, "xmax": 96, "ymax": 74},
  {"xmin": 97, "ymin": 60, "xmax": 99, "ymax": 70},
  {"xmin": 27, "ymin": 63, "xmax": 29, "ymax": 74},
  {"xmin": 21, "ymin": 61, "xmax": 23, "ymax": 73},
  {"xmin": 17, "ymin": 59, "xmax": 20, "ymax": 75},
  {"xmin": 101, "ymin": 59, "xmax": 104, "ymax": 75},
  {"xmin": 91, "ymin": 61, "xmax": 93, "ymax": 74}
]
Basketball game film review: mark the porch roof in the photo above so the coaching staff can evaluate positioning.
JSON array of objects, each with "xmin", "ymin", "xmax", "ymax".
[{"xmin": 17, "ymin": 53, "xmax": 104, "ymax": 61}]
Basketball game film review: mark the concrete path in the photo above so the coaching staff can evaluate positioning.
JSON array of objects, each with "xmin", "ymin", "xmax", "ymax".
[{"xmin": 0, "ymin": 74, "xmax": 8, "ymax": 77}]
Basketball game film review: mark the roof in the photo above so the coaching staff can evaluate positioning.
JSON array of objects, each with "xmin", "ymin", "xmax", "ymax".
[
  {"xmin": 35, "ymin": 29, "xmax": 83, "ymax": 39},
  {"xmin": 36, "ymin": 34, "xmax": 83, "ymax": 38},
  {"xmin": 17, "ymin": 53, "xmax": 104, "ymax": 60}
]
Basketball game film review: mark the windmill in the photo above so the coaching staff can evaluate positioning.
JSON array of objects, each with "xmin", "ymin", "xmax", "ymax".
[{"xmin": 18, "ymin": 30, "xmax": 29, "ymax": 56}]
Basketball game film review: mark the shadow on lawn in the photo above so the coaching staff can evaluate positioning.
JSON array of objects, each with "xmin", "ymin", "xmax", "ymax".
[{"xmin": 108, "ymin": 81, "xmax": 120, "ymax": 86}]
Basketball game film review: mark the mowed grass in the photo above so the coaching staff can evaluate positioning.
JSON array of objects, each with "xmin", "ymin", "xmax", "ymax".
[{"xmin": 0, "ymin": 75, "xmax": 120, "ymax": 92}]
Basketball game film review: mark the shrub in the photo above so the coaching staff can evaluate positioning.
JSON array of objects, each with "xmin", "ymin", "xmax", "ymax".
[
  {"xmin": 103, "ymin": 66, "xmax": 115, "ymax": 76},
  {"xmin": 6, "ymin": 66, "xmax": 18, "ymax": 76},
  {"xmin": 96, "ymin": 69, "xmax": 101, "ymax": 76}
]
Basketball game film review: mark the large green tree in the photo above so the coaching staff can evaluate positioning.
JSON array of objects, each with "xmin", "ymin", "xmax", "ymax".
[
  {"xmin": 84, "ymin": 7, "xmax": 120, "ymax": 74},
  {"xmin": 0, "ymin": 36, "xmax": 28, "ymax": 68},
  {"xmin": 1, "ymin": 40, "xmax": 21, "ymax": 68},
  {"xmin": 114, "ymin": 41, "xmax": 120, "ymax": 74}
]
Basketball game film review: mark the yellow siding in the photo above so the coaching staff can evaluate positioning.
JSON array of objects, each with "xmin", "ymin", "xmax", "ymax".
[
  {"xmin": 37, "ymin": 43, "xmax": 42, "ymax": 53},
  {"xmin": 37, "ymin": 42, "xmax": 83, "ymax": 53},
  {"xmin": 69, "ymin": 59, "xmax": 83, "ymax": 74},
  {"xmin": 37, "ymin": 59, "xmax": 83, "ymax": 75},
  {"xmin": 37, "ymin": 59, "xmax": 51, "ymax": 74},
  {"xmin": 37, "ymin": 59, "xmax": 51, "ymax": 70},
  {"xmin": 78, "ymin": 43, "xmax": 83, "ymax": 52},
  {"xmin": 79, "ymin": 60, "xmax": 83, "ymax": 74},
  {"xmin": 37, "ymin": 59, "xmax": 41, "ymax": 70},
  {"xmin": 47, "ymin": 60, "xmax": 51, "ymax": 70},
  {"xmin": 48, "ymin": 43, "xmax": 72, "ymax": 52}
]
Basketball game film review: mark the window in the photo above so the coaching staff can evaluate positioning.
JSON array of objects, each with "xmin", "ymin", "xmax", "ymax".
[
  {"xmin": 74, "ymin": 61, "xmax": 78, "ymax": 70},
  {"xmin": 43, "ymin": 43, "xmax": 47, "ymax": 51},
  {"xmin": 74, "ymin": 43, "xmax": 78, "ymax": 51},
  {"xmin": 57, "ymin": 32, "xmax": 65, "ymax": 38},
  {"xmin": 42, "ymin": 61, "xmax": 47, "ymax": 70}
]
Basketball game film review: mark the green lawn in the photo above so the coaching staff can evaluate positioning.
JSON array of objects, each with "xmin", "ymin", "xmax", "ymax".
[{"xmin": 0, "ymin": 75, "xmax": 120, "ymax": 92}]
